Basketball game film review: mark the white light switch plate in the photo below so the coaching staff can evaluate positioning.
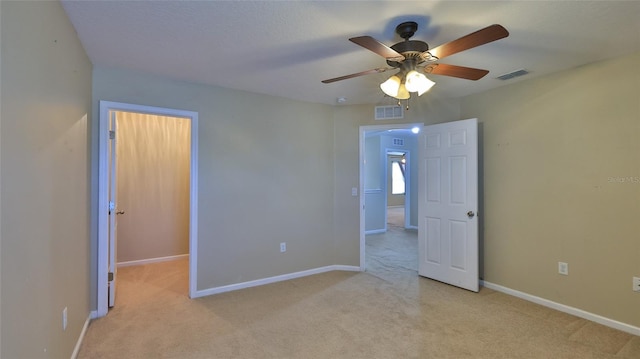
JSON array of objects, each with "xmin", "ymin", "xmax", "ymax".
[{"xmin": 558, "ymin": 262, "xmax": 568, "ymax": 275}]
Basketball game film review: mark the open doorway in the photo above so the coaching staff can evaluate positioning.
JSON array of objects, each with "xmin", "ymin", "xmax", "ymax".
[
  {"xmin": 97, "ymin": 101, "xmax": 198, "ymax": 317},
  {"xmin": 359, "ymin": 123, "xmax": 421, "ymax": 275},
  {"xmin": 115, "ymin": 111, "xmax": 190, "ymax": 266},
  {"xmin": 387, "ymin": 151, "xmax": 407, "ymax": 230}
]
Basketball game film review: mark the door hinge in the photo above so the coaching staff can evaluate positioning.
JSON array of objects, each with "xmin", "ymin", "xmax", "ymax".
[
  {"xmin": 108, "ymin": 272, "xmax": 114, "ymax": 282},
  {"xmin": 109, "ymin": 130, "xmax": 115, "ymax": 140}
]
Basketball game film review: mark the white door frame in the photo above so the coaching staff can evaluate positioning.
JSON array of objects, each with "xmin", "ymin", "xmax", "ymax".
[
  {"xmin": 359, "ymin": 123, "xmax": 422, "ymax": 270},
  {"xmin": 97, "ymin": 101, "xmax": 199, "ymax": 317}
]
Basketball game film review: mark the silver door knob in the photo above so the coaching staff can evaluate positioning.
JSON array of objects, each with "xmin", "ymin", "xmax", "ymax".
[{"xmin": 467, "ymin": 211, "xmax": 475, "ymax": 218}]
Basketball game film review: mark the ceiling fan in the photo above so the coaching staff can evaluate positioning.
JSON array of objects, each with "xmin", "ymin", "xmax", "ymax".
[{"xmin": 322, "ymin": 21, "xmax": 509, "ymax": 100}]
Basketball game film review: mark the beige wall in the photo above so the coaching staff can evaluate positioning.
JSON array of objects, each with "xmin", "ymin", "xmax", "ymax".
[
  {"xmin": 364, "ymin": 135, "xmax": 385, "ymax": 232},
  {"xmin": 92, "ymin": 67, "xmax": 336, "ymax": 293},
  {"xmin": 2, "ymin": 4, "xmax": 637, "ymax": 358},
  {"xmin": 0, "ymin": 2, "xmax": 3, "ymax": 355},
  {"xmin": 116, "ymin": 112, "xmax": 191, "ymax": 263},
  {"xmin": 364, "ymin": 136, "xmax": 381, "ymax": 189},
  {"xmin": 0, "ymin": 1, "xmax": 93, "ymax": 358},
  {"xmin": 461, "ymin": 51, "xmax": 640, "ymax": 327}
]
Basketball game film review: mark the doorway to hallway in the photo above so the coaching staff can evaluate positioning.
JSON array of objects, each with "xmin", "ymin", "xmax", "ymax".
[
  {"xmin": 97, "ymin": 101, "xmax": 199, "ymax": 317},
  {"xmin": 359, "ymin": 123, "xmax": 421, "ymax": 273}
]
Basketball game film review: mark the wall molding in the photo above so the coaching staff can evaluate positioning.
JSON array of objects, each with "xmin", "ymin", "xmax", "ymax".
[
  {"xmin": 365, "ymin": 229, "xmax": 386, "ymax": 235},
  {"xmin": 192, "ymin": 265, "xmax": 361, "ymax": 298},
  {"xmin": 71, "ymin": 313, "xmax": 92, "ymax": 359},
  {"xmin": 117, "ymin": 254, "xmax": 189, "ymax": 268},
  {"xmin": 481, "ymin": 280, "xmax": 640, "ymax": 336}
]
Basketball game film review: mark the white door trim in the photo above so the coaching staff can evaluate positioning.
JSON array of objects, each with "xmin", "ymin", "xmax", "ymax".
[
  {"xmin": 97, "ymin": 101, "xmax": 199, "ymax": 317},
  {"xmin": 359, "ymin": 123, "xmax": 422, "ymax": 270}
]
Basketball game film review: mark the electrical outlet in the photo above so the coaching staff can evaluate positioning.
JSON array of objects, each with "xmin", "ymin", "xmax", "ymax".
[
  {"xmin": 280, "ymin": 242, "xmax": 286, "ymax": 253},
  {"xmin": 62, "ymin": 307, "xmax": 68, "ymax": 330},
  {"xmin": 633, "ymin": 277, "xmax": 640, "ymax": 292},
  {"xmin": 558, "ymin": 262, "xmax": 569, "ymax": 275}
]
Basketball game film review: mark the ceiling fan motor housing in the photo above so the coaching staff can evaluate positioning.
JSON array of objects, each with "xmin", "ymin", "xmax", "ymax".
[
  {"xmin": 387, "ymin": 21, "xmax": 430, "ymax": 68},
  {"xmin": 396, "ymin": 21, "xmax": 419, "ymax": 39},
  {"xmin": 387, "ymin": 40, "xmax": 429, "ymax": 68}
]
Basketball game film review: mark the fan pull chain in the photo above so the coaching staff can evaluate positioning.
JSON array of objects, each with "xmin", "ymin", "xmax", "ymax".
[{"xmin": 396, "ymin": 97, "xmax": 410, "ymax": 110}]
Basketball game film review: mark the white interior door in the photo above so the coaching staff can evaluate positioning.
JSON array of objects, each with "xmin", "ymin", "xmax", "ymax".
[
  {"xmin": 108, "ymin": 110, "xmax": 118, "ymax": 307},
  {"xmin": 418, "ymin": 118, "xmax": 479, "ymax": 292}
]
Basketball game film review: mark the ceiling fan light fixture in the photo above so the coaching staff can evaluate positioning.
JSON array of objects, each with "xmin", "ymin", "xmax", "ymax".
[
  {"xmin": 395, "ymin": 83, "xmax": 410, "ymax": 100},
  {"xmin": 380, "ymin": 75, "xmax": 401, "ymax": 97},
  {"xmin": 405, "ymin": 70, "xmax": 435, "ymax": 96},
  {"xmin": 417, "ymin": 76, "xmax": 435, "ymax": 96}
]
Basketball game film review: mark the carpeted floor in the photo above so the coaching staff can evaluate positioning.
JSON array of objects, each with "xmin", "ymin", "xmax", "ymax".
[
  {"xmin": 386, "ymin": 205, "xmax": 405, "ymax": 229},
  {"xmin": 77, "ymin": 226, "xmax": 640, "ymax": 358}
]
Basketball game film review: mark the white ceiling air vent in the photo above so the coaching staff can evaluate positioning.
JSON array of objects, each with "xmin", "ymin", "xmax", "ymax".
[
  {"xmin": 392, "ymin": 138, "xmax": 405, "ymax": 146},
  {"xmin": 496, "ymin": 69, "xmax": 530, "ymax": 81},
  {"xmin": 375, "ymin": 105, "xmax": 404, "ymax": 120}
]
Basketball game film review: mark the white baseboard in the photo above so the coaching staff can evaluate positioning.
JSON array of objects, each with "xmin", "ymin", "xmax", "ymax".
[
  {"xmin": 481, "ymin": 280, "xmax": 640, "ymax": 336},
  {"xmin": 365, "ymin": 229, "xmax": 386, "ymax": 235},
  {"xmin": 71, "ymin": 313, "xmax": 92, "ymax": 359},
  {"xmin": 331, "ymin": 265, "xmax": 362, "ymax": 272},
  {"xmin": 117, "ymin": 254, "xmax": 189, "ymax": 268},
  {"xmin": 192, "ymin": 265, "xmax": 361, "ymax": 299}
]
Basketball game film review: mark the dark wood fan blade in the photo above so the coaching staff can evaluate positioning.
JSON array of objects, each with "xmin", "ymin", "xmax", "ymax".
[
  {"xmin": 321, "ymin": 68, "xmax": 392, "ymax": 84},
  {"xmin": 425, "ymin": 63, "xmax": 489, "ymax": 80},
  {"xmin": 428, "ymin": 24, "xmax": 509, "ymax": 60},
  {"xmin": 349, "ymin": 36, "xmax": 405, "ymax": 61}
]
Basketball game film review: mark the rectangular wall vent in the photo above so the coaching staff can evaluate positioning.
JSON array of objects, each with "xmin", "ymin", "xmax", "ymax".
[
  {"xmin": 375, "ymin": 105, "xmax": 404, "ymax": 120},
  {"xmin": 392, "ymin": 138, "xmax": 405, "ymax": 146},
  {"xmin": 496, "ymin": 69, "xmax": 529, "ymax": 81}
]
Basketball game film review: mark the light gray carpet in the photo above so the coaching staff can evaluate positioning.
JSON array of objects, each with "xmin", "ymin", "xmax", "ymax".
[
  {"xmin": 386, "ymin": 205, "xmax": 405, "ymax": 229},
  {"xmin": 77, "ymin": 229, "xmax": 640, "ymax": 358}
]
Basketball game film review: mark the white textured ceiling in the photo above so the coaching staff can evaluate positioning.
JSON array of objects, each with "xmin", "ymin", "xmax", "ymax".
[{"xmin": 61, "ymin": 1, "xmax": 640, "ymax": 106}]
